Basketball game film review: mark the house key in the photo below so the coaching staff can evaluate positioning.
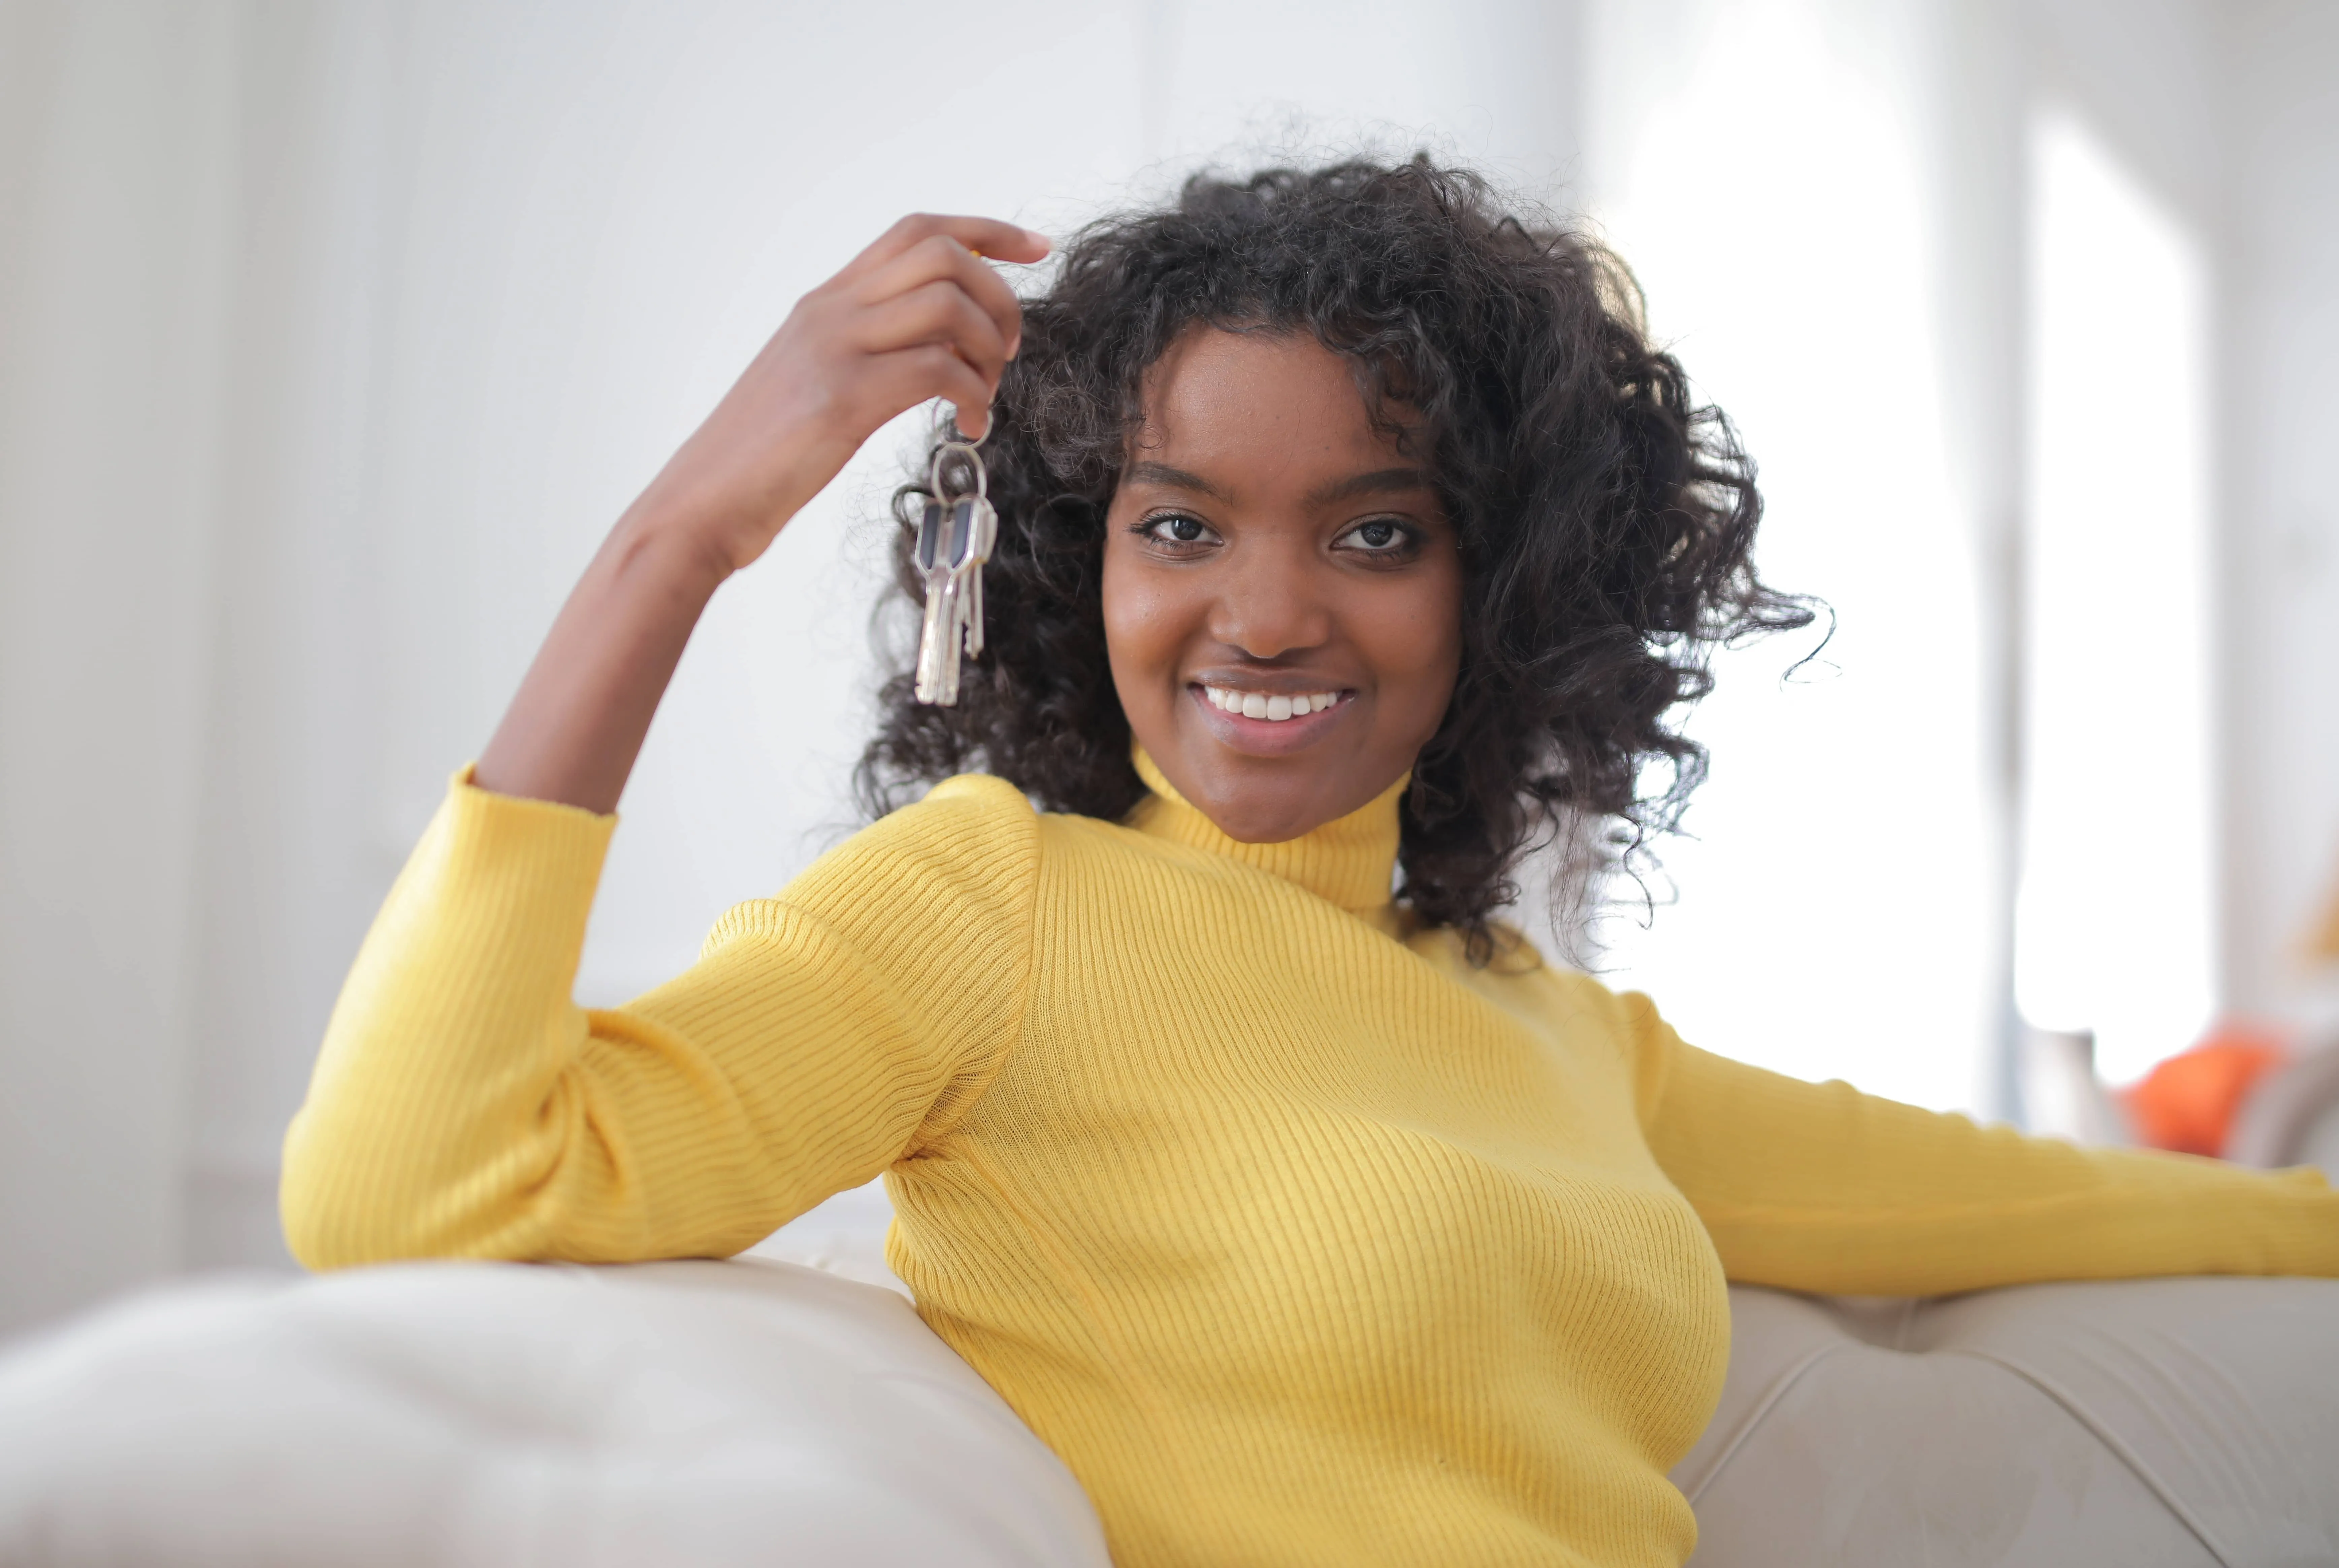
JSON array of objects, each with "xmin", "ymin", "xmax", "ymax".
[{"xmin": 911, "ymin": 433, "xmax": 996, "ymax": 706}]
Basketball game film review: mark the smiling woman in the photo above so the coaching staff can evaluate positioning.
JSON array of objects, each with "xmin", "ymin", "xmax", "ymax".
[{"xmin": 280, "ymin": 155, "xmax": 2339, "ymax": 1568}]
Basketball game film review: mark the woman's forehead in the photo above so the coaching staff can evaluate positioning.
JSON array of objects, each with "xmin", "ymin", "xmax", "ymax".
[{"xmin": 1131, "ymin": 328, "xmax": 1422, "ymax": 475}]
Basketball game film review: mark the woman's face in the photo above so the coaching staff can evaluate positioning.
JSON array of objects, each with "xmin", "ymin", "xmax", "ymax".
[{"xmin": 1103, "ymin": 328, "xmax": 1464, "ymax": 844}]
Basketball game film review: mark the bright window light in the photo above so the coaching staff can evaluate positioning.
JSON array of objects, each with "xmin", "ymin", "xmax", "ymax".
[
  {"xmin": 1581, "ymin": 0, "xmax": 1992, "ymax": 1114},
  {"xmin": 2015, "ymin": 108, "xmax": 2217, "ymax": 1085}
]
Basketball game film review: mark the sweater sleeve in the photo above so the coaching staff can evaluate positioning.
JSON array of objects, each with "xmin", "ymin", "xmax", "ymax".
[
  {"xmin": 281, "ymin": 769, "xmax": 1041, "ymax": 1271},
  {"xmin": 1621, "ymin": 992, "xmax": 2339, "ymax": 1295}
]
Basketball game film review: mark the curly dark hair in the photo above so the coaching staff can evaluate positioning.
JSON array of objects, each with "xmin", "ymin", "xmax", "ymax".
[{"xmin": 856, "ymin": 155, "xmax": 1812, "ymax": 959}]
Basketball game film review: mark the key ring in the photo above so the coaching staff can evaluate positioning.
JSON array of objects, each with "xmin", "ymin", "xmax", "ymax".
[
  {"xmin": 931, "ymin": 398, "xmax": 990, "ymax": 501},
  {"xmin": 928, "ymin": 438, "xmax": 989, "ymax": 503},
  {"xmin": 946, "ymin": 401, "xmax": 989, "ymax": 449}
]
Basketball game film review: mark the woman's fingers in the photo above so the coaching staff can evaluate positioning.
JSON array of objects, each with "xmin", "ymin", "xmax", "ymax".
[
  {"xmin": 865, "ymin": 342, "xmax": 998, "ymax": 438},
  {"xmin": 857, "ymin": 278, "xmax": 1012, "ymax": 383},
  {"xmin": 859, "ymin": 232, "xmax": 1028, "ymax": 355},
  {"xmin": 840, "ymin": 213, "xmax": 1050, "ymax": 285}
]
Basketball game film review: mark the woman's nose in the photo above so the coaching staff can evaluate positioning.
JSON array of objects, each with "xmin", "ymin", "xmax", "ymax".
[{"xmin": 1206, "ymin": 543, "xmax": 1333, "ymax": 659}]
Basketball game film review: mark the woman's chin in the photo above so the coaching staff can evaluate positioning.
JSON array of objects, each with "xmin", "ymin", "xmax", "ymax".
[
  {"xmin": 1163, "ymin": 730, "xmax": 1394, "ymax": 846},
  {"xmin": 1193, "ymin": 788, "xmax": 1336, "ymax": 845}
]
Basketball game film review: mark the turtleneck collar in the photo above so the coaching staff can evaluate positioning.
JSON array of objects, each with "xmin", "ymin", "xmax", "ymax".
[{"xmin": 1126, "ymin": 746, "xmax": 1406, "ymax": 913}]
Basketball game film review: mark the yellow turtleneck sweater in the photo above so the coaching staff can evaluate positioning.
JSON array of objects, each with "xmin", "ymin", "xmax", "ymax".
[{"xmin": 284, "ymin": 755, "xmax": 2339, "ymax": 1568}]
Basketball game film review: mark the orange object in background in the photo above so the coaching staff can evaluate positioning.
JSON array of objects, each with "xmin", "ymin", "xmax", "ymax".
[{"xmin": 2121, "ymin": 1022, "xmax": 2293, "ymax": 1158}]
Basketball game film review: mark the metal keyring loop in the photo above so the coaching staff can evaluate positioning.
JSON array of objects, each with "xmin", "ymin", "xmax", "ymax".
[
  {"xmin": 928, "ymin": 438, "xmax": 989, "ymax": 502},
  {"xmin": 947, "ymin": 402, "xmax": 989, "ymax": 450}
]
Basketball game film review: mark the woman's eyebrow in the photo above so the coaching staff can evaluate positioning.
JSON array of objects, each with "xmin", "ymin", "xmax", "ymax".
[
  {"xmin": 1125, "ymin": 460, "xmax": 1229, "ymax": 500},
  {"xmin": 1307, "ymin": 467, "xmax": 1433, "ymax": 506}
]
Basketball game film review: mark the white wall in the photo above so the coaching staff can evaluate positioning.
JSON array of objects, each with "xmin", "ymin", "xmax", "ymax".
[
  {"xmin": 2222, "ymin": 1, "xmax": 2339, "ymax": 1034},
  {"xmin": 0, "ymin": 1, "xmax": 241, "ymax": 1335}
]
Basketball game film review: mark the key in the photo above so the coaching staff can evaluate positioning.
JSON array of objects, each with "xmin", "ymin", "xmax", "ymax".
[
  {"xmin": 913, "ymin": 497, "xmax": 957, "ymax": 704},
  {"xmin": 933, "ymin": 499, "xmax": 974, "ymax": 705},
  {"xmin": 953, "ymin": 495, "xmax": 997, "ymax": 659},
  {"xmin": 912, "ymin": 428, "xmax": 996, "ymax": 707}
]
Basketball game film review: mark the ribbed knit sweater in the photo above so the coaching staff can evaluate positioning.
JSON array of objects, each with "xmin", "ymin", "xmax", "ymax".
[{"xmin": 284, "ymin": 752, "xmax": 2339, "ymax": 1567}]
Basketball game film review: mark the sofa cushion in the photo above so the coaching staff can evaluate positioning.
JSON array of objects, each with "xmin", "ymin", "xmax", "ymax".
[{"xmin": 1677, "ymin": 1278, "xmax": 2339, "ymax": 1566}]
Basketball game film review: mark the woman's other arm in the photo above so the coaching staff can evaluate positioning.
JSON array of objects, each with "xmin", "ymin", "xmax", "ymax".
[
  {"xmin": 1622, "ymin": 995, "xmax": 2339, "ymax": 1295},
  {"xmin": 281, "ymin": 215, "xmax": 1049, "ymax": 1269}
]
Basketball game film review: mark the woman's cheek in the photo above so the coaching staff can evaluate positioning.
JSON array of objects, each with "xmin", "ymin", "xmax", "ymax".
[
  {"xmin": 1101, "ymin": 551, "xmax": 1185, "ymax": 721},
  {"xmin": 1368, "ymin": 575, "xmax": 1464, "ymax": 739}
]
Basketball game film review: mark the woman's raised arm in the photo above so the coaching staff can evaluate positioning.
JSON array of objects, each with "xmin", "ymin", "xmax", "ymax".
[
  {"xmin": 475, "ymin": 213, "xmax": 1048, "ymax": 813},
  {"xmin": 282, "ymin": 216, "xmax": 1051, "ymax": 1271}
]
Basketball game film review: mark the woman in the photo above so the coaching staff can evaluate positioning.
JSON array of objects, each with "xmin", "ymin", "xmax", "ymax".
[{"xmin": 284, "ymin": 160, "xmax": 2339, "ymax": 1568}]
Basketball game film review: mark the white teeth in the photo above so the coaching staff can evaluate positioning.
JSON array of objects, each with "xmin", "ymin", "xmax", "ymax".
[{"xmin": 1201, "ymin": 686, "xmax": 1340, "ymax": 722}]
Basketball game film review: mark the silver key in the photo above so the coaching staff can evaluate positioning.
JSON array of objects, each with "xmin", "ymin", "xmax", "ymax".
[
  {"xmin": 953, "ymin": 495, "xmax": 997, "ymax": 659},
  {"xmin": 912, "ymin": 432, "xmax": 996, "ymax": 706},
  {"xmin": 912, "ymin": 496, "xmax": 959, "ymax": 704}
]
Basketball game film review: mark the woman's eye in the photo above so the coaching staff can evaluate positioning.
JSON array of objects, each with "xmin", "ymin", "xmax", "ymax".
[
  {"xmin": 1142, "ymin": 513, "xmax": 1217, "ymax": 546},
  {"xmin": 1336, "ymin": 518, "xmax": 1414, "ymax": 554}
]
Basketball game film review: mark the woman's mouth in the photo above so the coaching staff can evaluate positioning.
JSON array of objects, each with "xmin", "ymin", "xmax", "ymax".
[
  {"xmin": 1198, "ymin": 685, "xmax": 1342, "ymax": 723},
  {"xmin": 1188, "ymin": 682, "xmax": 1353, "ymax": 755}
]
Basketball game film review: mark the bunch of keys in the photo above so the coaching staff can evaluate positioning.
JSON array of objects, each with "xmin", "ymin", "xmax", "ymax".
[{"xmin": 911, "ymin": 424, "xmax": 997, "ymax": 706}]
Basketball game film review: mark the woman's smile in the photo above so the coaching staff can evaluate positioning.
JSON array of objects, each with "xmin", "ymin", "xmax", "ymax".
[{"xmin": 1190, "ymin": 680, "xmax": 1353, "ymax": 755}]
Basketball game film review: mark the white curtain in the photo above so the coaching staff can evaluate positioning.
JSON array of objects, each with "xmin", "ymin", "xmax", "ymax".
[{"xmin": 4, "ymin": 0, "xmax": 2332, "ymax": 1340}]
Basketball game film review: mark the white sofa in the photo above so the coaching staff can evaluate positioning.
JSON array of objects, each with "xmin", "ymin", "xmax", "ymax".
[
  {"xmin": 3, "ymin": 1180, "xmax": 2337, "ymax": 1567},
  {"xmin": 1679, "ymin": 1280, "xmax": 2339, "ymax": 1563},
  {"xmin": 0, "ymin": 1258, "xmax": 1107, "ymax": 1568}
]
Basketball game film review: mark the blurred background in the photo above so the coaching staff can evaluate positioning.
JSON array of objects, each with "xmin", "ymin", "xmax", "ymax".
[{"xmin": 2, "ymin": 0, "xmax": 2335, "ymax": 1339}]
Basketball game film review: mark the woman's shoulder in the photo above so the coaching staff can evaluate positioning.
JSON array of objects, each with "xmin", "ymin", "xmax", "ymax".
[
  {"xmin": 885, "ymin": 770, "xmax": 1041, "ymax": 835},
  {"xmin": 735, "ymin": 774, "xmax": 1046, "ymax": 941},
  {"xmin": 792, "ymin": 772, "xmax": 1213, "ymax": 904}
]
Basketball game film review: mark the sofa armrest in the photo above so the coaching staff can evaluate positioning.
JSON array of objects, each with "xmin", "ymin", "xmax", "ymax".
[{"xmin": 0, "ymin": 1259, "xmax": 1109, "ymax": 1568}]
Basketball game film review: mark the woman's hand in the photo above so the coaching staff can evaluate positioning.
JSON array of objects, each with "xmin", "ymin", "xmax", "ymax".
[
  {"xmin": 636, "ymin": 213, "xmax": 1052, "ymax": 577},
  {"xmin": 473, "ymin": 213, "xmax": 1049, "ymax": 813}
]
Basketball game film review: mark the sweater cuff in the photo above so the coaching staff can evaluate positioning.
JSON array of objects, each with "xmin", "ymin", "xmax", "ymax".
[
  {"xmin": 427, "ymin": 764, "xmax": 619, "ymax": 959},
  {"xmin": 450, "ymin": 762, "xmax": 618, "ymax": 826}
]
